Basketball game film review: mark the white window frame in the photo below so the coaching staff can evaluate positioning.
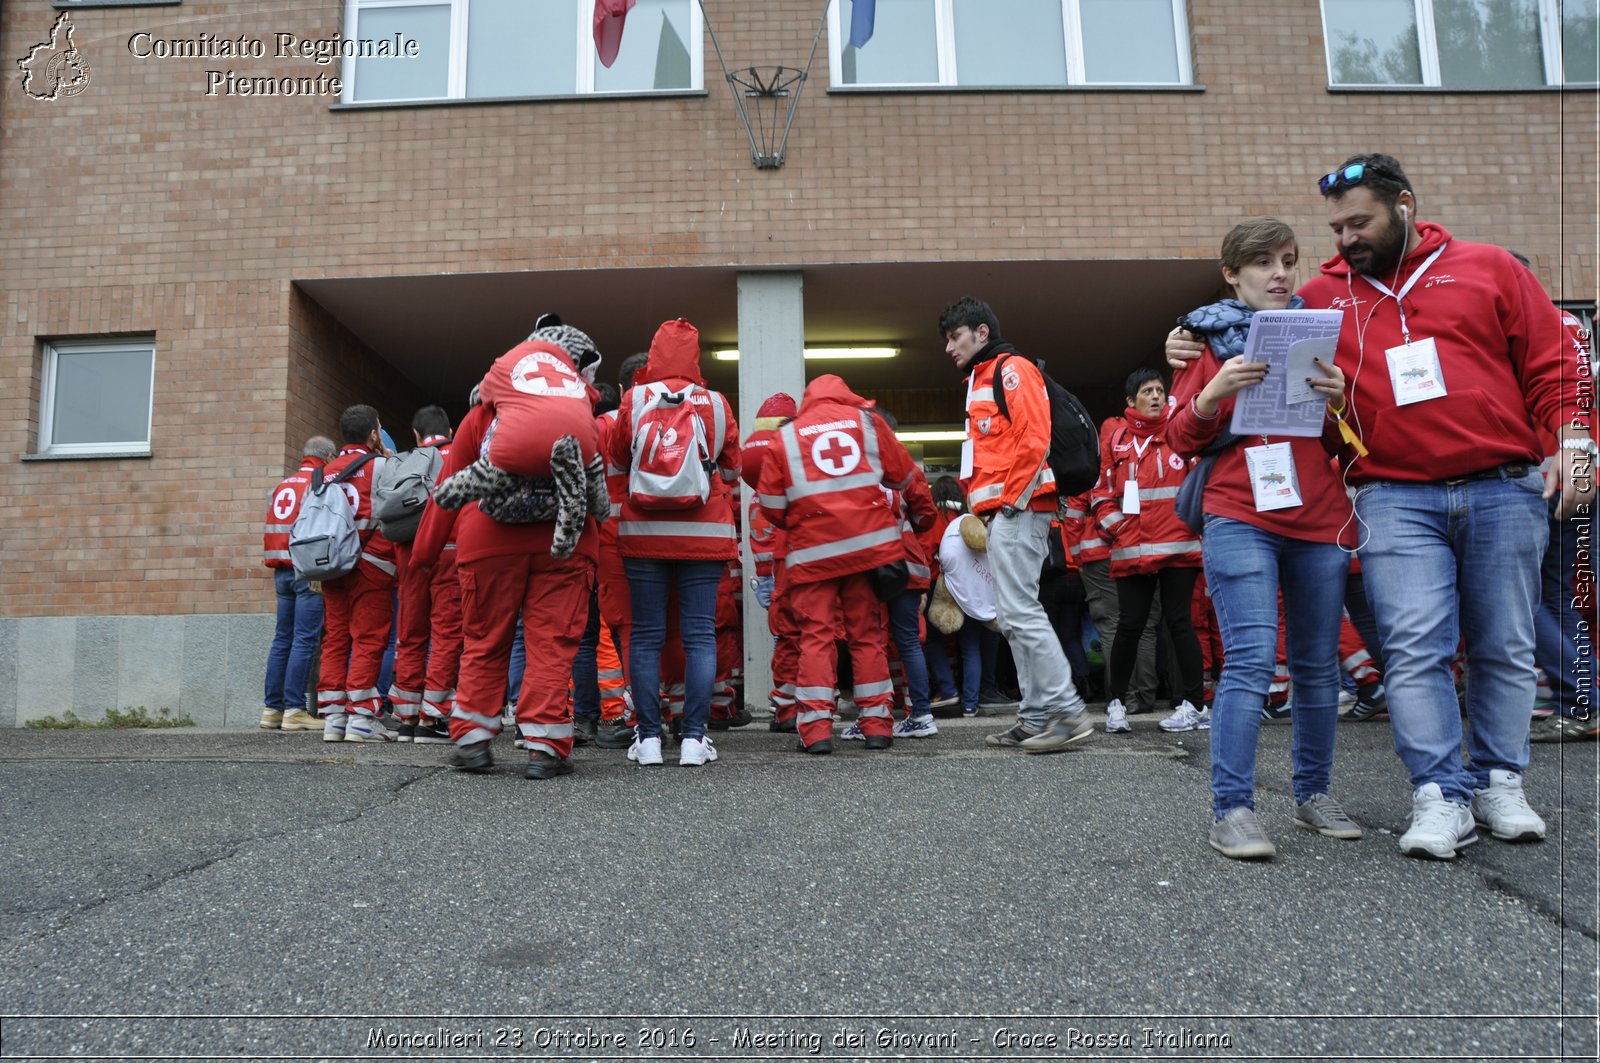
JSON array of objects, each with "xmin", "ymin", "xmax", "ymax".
[
  {"xmin": 38, "ymin": 337, "xmax": 156, "ymax": 458},
  {"xmin": 342, "ymin": 0, "xmax": 704, "ymax": 104},
  {"xmin": 1320, "ymin": 0, "xmax": 1583, "ymax": 87},
  {"xmin": 826, "ymin": 0, "xmax": 1193, "ymax": 88}
]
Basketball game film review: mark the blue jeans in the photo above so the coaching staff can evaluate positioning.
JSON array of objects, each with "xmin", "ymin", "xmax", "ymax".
[
  {"xmin": 572, "ymin": 591, "xmax": 602, "ymax": 721},
  {"xmin": 1535, "ymin": 497, "xmax": 1591, "ymax": 721},
  {"xmin": 264, "ymin": 568, "xmax": 324, "ymax": 711},
  {"xmin": 886, "ymin": 590, "xmax": 931, "ymax": 716},
  {"xmin": 1355, "ymin": 470, "xmax": 1548, "ymax": 803},
  {"xmin": 1202, "ymin": 517, "xmax": 1348, "ymax": 816},
  {"xmin": 957, "ymin": 617, "xmax": 989, "ymax": 710},
  {"xmin": 625, "ymin": 557, "xmax": 722, "ymax": 741},
  {"xmin": 506, "ymin": 612, "xmax": 526, "ymax": 704},
  {"xmin": 924, "ymin": 625, "xmax": 956, "ymax": 698}
]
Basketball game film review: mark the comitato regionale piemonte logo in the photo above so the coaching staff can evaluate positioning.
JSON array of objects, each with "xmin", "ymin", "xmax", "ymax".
[{"xmin": 18, "ymin": 13, "xmax": 91, "ymax": 100}]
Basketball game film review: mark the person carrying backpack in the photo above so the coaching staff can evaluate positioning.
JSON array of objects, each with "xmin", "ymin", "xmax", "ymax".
[
  {"xmin": 942, "ymin": 296, "xmax": 1093, "ymax": 753},
  {"xmin": 384, "ymin": 405, "xmax": 457, "ymax": 744},
  {"xmin": 261, "ymin": 435, "xmax": 336, "ymax": 733},
  {"xmin": 608, "ymin": 318, "xmax": 740, "ymax": 768},
  {"xmin": 314, "ymin": 405, "xmax": 398, "ymax": 743}
]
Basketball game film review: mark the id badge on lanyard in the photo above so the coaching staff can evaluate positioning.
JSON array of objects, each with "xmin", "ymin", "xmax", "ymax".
[
  {"xmin": 1245, "ymin": 442, "xmax": 1302, "ymax": 512},
  {"xmin": 1367, "ymin": 244, "xmax": 1449, "ymax": 407},
  {"xmin": 1121, "ymin": 436, "xmax": 1152, "ymax": 515}
]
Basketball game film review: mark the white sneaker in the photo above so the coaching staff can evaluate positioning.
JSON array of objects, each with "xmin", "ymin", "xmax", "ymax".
[
  {"xmin": 344, "ymin": 713, "xmax": 396, "ymax": 743},
  {"xmin": 839, "ymin": 722, "xmax": 865, "ymax": 741},
  {"xmin": 679, "ymin": 736, "xmax": 718, "ymax": 766},
  {"xmin": 321, "ymin": 712, "xmax": 348, "ymax": 743},
  {"xmin": 1159, "ymin": 700, "xmax": 1209, "ymax": 732},
  {"xmin": 1104, "ymin": 698, "xmax": 1131, "ymax": 734},
  {"xmin": 627, "ymin": 735, "xmax": 664, "ymax": 766},
  {"xmin": 1471, "ymin": 769, "xmax": 1547, "ymax": 842},
  {"xmin": 893, "ymin": 715, "xmax": 939, "ymax": 739},
  {"xmin": 1336, "ymin": 689, "xmax": 1357, "ymax": 713},
  {"xmin": 1399, "ymin": 782, "xmax": 1479, "ymax": 859}
]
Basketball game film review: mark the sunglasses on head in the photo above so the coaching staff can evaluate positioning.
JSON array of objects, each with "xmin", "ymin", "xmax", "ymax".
[{"xmin": 1318, "ymin": 162, "xmax": 1386, "ymax": 195}]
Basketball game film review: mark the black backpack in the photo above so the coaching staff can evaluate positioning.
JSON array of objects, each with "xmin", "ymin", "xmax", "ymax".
[{"xmin": 991, "ymin": 352, "xmax": 1100, "ymax": 496}]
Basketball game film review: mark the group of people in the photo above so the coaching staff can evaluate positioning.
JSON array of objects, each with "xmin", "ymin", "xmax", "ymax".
[{"xmin": 261, "ymin": 151, "xmax": 1594, "ymax": 864}]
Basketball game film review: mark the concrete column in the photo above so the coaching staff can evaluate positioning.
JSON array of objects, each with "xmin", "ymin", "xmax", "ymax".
[{"xmin": 735, "ymin": 272, "xmax": 805, "ymax": 717}]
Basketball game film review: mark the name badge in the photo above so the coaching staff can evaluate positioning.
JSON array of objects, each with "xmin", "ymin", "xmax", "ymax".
[
  {"xmin": 1122, "ymin": 476, "xmax": 1141, "ymax": 515},
  {"xmin": 1386, "ymin": 337, "xmax": 1446, "ymax": 406},
  {"xmin": 959, "ymin": 438, "xmax": 974, "ymax": 480},
  {"xmin": 1245, "ymin": 442, "xmax": 1303, "ymax": 513}
]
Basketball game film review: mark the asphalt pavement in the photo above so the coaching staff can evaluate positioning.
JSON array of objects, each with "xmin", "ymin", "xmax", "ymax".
[{"xmin": 0, "ymin": 707, "xmax": 1594, "ymax": 1063}]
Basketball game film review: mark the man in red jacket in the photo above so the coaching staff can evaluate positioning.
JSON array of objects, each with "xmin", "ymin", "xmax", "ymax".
[
  {"xmin": 758, "ymin": 375, "xmax": 918, "ymax": 753},
  {"xmin": 261, "ymin": 435, "xmax": 336, "ymax": 732},
  {"xmin": 316, "ymin": 405, "xmax": 398, "ymax": 743},
  {"xmin": 388, "ymin": 405, "xmax": 457, "ymax": 745},
  {"xmin": 1168, "ymin": 153, "xmax": 1594, "ymax": 860}
]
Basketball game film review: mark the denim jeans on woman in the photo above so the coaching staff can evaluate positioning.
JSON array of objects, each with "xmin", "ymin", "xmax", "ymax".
[
  {"xmin": 624, "ymin": 557, "xmax": 723, "ymax": 742},
  {"xmin": 1202, "ymin": 515, "xmax": 1348, "ymax": 817},
  {"xmin": 1354, "ymin": 470, "xmax": 1547, "ymax": 803},
  {"xmin": 265, "ymin": 568, "xmax": 324, "ymax": 712}
]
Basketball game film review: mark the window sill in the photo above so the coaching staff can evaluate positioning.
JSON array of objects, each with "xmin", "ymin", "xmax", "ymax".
[
  {"xmin": 331, "ymin": 88, "xmax": 708, "ymax": 112},
  {"xmin": 826, "ymin": 83, "xmax": 1204, "ymax": 95},
  {"xmin": 23, "ymin": 449, "xmax": 152, "ymax": 461},
  {"xmin": 53, "ymin": 1, "xmax": 181, "ymax": 8},
  {"xmin": 1327, "ymin": 84, "xmax": 1595, "ymax": 93}
]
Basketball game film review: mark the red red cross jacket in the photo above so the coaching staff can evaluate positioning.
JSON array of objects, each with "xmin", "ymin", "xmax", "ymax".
[
  {"xmin": 322, "ymin": 444, "xmax": 396, "ymax": 576},
  {"xmin": 262, "ymin": 456, "xmax": 328, "ymax": 569},
  {"xmin": 756, "ymin": 375, "xmax": 917, "ymax": 586}
]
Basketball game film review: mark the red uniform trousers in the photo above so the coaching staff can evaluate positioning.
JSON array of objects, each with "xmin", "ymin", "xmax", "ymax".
[
  {"xmin": 1191, "ymin": 573, "xmax": 1223, "ymax": 701},
  {"xmin": 317, "ymin": 559, "xmax": 396, "ymax": 719},
  {"xmin": 1339, "ymin": 614, "xmax": 1382, "ymax": 691},
  {"xmin": 450, "ymin": 551, "xmax": 594, "ymax": 757},
  {"xmin": 768, "ymin": 589, "xmax": 801, "ymax": 724},
  {"xmin": 711, "ymin": 572, "xmax": 742, "ymax": 721},
  {"xmin": 390, "ymin": 545, "xmax": 463, "ymax": 721},
  {"xmin": 789, "ymin": 573, "xmax": 894, "ymax": 746},
  {"xmin": 597, "ymin": 534, "xmax": 632, "ymax": 667}
]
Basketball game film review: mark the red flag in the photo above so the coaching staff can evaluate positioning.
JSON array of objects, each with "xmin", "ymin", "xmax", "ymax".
[{"xmin": 593, "ymin": 0, "xmax": 637, "ymax": 69}]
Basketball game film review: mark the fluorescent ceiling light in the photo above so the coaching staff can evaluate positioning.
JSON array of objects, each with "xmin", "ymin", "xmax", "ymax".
[
  {"xmin": 712, "ymin": 347, "xmax": 899, "ymax": 362},
  {"xmin": 895, "ymin": 430, "xmax": 967, "ymax": 443}
]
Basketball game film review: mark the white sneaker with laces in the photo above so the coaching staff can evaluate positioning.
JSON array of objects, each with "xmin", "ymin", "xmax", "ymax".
[
  {"xmin": 321, "ymin": 712, "xmax": 348, "ymax": 743},
  {"xmin": 679, "ymin": 736, "xmax": 718, "ymax": 766},
  {"xmin": 839, "ymin": 722, "xmax": 865, "ymax": 741},
  {"xmin": 1399, "ymin": 782, "xmax": 1479, "ymax": 859},
  {"xmin": 344, "ymin": 713, "xmax": 397, "ymax": 743},
  {"xmin": 1159, "ymin": 700, "xmax": 1209, "ymax": 732},
  {"xmin": 627, "ymin": 735, "xmax": 664, "ymax": 766},
  {"xmin": 1471, "ymin": 769, "xmax": 1546, "ymax": 842},
  {"xmin": 893, "ymin": 715, "xmax": 939, "ymax": 738},
  {"xmin": 1104, "ymin": 698, "xmax": 1131, "ymax": 734}
]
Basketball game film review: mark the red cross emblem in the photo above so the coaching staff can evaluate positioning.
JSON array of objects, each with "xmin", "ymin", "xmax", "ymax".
[{"xmin": 811, "ymin": 431, "xmax": 862, "ymax": 476}]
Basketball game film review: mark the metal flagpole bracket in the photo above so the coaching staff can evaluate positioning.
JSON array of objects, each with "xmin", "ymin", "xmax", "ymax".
[{"xmin": 699, "ymin": 0, "xmax": 831, "ymax": 169}]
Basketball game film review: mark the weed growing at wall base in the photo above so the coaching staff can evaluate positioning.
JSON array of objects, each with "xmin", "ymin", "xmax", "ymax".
[{"xmin": 26, "ymin": 706, "xmax": 195, "ymax": 729}]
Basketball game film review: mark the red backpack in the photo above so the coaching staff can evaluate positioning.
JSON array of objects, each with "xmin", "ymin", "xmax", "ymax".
[{"xmin": 627, "ymin": 382, "xmax": 724, "ymax": 510}]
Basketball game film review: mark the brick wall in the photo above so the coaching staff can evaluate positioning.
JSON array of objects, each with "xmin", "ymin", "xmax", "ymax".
[{"xmin": 1, "ymin": 0, "xmax": 1593, "ymax": 619}]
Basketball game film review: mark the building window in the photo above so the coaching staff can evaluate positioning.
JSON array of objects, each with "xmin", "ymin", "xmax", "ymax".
[
  {"xmin": 830, "ymin": 0, "xmax": 1192, "ymax": 88},
  {"xmin": 38, "ymin": 338, "xmax": 155, "ymax": 457},
  {"xmin": 344, "ymin": 0, "xmax": 702, "ymax": 104},
  {"xmin": 1322, "ymin": 0, "xmax": 1597, "ymax": 87}
]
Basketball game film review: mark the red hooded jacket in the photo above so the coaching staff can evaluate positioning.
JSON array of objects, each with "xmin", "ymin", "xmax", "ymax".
[
  {"xmin": 608, "ymin": 319, "xmax": 741, "ymax": 561},
  {"xmin": 1299, "ymin": 222, "xmax": 1586, "ymax": 482}
]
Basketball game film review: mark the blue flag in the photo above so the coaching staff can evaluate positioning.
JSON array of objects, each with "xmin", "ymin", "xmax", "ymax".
[{"xmin": 848, "ymin": 0, "xmax": 876, "ymax": 49}]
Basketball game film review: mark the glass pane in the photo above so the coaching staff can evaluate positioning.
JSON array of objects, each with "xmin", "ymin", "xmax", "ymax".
[
  {"xmin": 353, "ymin": 5, "xmax": 451, "ymax": 101},
  {"xmin": 1323, "ymin": 0, "xmax": 1423, "ymax": 84},
  {"xmin": 594, "ymin": 0, "xmax": 694, "ymax": 92},
  {"xmin": 1435, "ymin": 0, "xmax": 1543, "ymax": 88},
  {"xmin": 1565, "ymin": 0, "xmax": 1600, "ymax": 82},
  {"xmin": 952, "ymin": 0, "xmax": 1066, "ymax": 85},
  {"xmin": 1080, "ymin": 0, "xmax": 1181, "ymax": 83},
  {"xmin": 840, "ymin": 0, "xmax": 939, "ymax": 85},
  {"xmin": 468, "ymin": 0, "xmax": 577, "ymax": 97},
  {"xmin": 50, "ymin": 347, "xmax": 153, "ymax": 447}
]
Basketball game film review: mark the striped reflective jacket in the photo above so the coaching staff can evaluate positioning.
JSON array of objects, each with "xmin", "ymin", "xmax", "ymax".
[
  {"xmin": 263, "ymin": 457, "xmax": 327, "ymax": 569},
  {"xmin": 961, "ymin": 352, "xmax": 1057, "ymax": 516},
  {"xmin": 1090, "ymin": 421, "xmax": 1200, "ymax": 576}
]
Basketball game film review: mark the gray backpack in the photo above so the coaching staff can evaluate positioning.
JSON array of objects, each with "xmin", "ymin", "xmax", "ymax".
[
  {"xmin": 289, "ymin": 453, "xmax": 377, "ymax": 581},
  {"xmin": 371, "ymin": 446, "xmax": 441, "ymax": 543}
]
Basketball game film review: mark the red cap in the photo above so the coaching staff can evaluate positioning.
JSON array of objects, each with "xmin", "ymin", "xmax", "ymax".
[{"xmin": 756, "ymin": 393, "xmax": 797, "ymax": 420}]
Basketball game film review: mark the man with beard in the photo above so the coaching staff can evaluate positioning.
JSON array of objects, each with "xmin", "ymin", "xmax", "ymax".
[{"xmin": 1166, "ymin": 153, "xmax": 1592, "ymax": 860}]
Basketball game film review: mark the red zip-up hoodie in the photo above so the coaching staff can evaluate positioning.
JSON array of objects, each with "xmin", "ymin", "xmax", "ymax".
[{"xmin": 1300, "ymin": 222, "xmax": 1585, "ymax": 482}]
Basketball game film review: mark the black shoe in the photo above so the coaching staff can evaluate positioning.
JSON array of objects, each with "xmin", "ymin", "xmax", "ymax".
[
  {"xmin": 413, "ymin": 718, "xmax": 451, "ymax": 745},
  {"xmin": 573, "ymin": 714, "xmax": 598, "ymax": 746},
  {"xmin": 395, "ymin": 719, "xmax": 418, "ymax": 743},
  {"xmin": 864, "ymin": 734, "xmax": 892, "ymax": 750},
  {"xmin": 770, "ymin": 716, "xmax": 797, "ymax": 733},
  {"xmin": 448, "ymin": 741, "xmax": 494, "ymax": 773},
  {"xmin": 799, "ymin": 738, "xmax": 833, "ymax": 755},
  {"xmin": 596, "ymin": 720, "xmax": 636, "ymax": 749},
  {"xmin": 525, "ymin": 751, "xmax": 574, "ymax": 779}
]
